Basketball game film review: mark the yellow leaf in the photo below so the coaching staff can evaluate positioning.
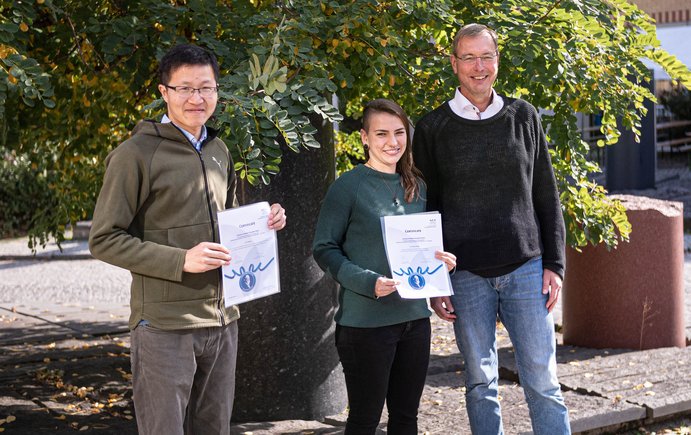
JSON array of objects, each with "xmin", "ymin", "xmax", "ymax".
[
  {"xmin": 380, "ymin": 38, "xmax": 388, "ymax": 47},
  {"xmin": 340, "ymin": 80, "xmax": 347, "ymax": 88},
  {"xmin": 19, "ymin": 23, "xmax": 29, "ymax": 32},
  {"xmin": 389, "ymin": 75, "xmax": 395, "ymax": 87},
  {"xmin": 5, "ymin": 416, "xmax": 14, "ymax": 423},
  {"xmin": 367, "ymin": 47, "xmax": 374, "ymax": 56},
  {"xmin": 38, "ymin": 0, "xmax": 45, "ymax": 3},
  {"xmin": 331, "ymin": 39, "xmax": 339, "ymax": 48}
]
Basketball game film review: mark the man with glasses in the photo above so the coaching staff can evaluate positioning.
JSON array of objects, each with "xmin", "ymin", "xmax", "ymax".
[
  {"xmin": 413, "ymin": 24, "xmax": 570, "ymax": 434},
  {"xmin": 89, "ymin": 44, "xmax": 286, "ymax": 434}
]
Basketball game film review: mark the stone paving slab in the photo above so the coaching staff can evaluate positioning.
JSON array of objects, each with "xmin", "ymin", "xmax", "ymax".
[
  {"xmin": 557, "ymin": 346, "xmax": 691, "ymax": 419},
  {"xmin": 417, "ymin": 371, "xmax": 536, "ymax": 434},
  {"xmin": 0, "ymin": 335, "xmax": 130, "ymax": 378},
  {"xmin": 0, "ymin": 303, "xmax": 129, "ymax": 346},
  {"xmin": 0, "ymin": 332, "xmax": 134, "ymax": 434},
  {"xmin": 425, "ymin": 357, "xmax": 648, "ymax": 434},
  {"xmin": 499, "ymin": 344, "xmax": 691, "ymax": 430},
  {"xmin": 0, "ymin": 308, "xmax": 80, "ymax": 346}
]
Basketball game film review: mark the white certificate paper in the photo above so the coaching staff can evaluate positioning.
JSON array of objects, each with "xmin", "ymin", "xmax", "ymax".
[
  {"xmin": 218, "ymin": 201, "xmax": 280, "ymax": 306},
  {"xmin": 381, "ymin": 212, "xmax": 453, "ymax": 299}
]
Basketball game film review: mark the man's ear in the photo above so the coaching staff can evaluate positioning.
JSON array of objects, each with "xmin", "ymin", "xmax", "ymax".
[
  {"xmin": 158, "ymin": 84, "xmax": 168, "ymax": 103},
  {"xmin": 450, "ymin": 54, "xmax": 458, "ymax": 75}
]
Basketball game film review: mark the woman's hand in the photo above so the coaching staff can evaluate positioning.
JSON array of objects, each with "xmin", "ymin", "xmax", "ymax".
[
  {"xmin": 435, "ymin": 250, "xmax": 457, "ymax": 272},
  {"xmin": 374, "ymin": 277, "xmax": 400, "ymax": 298}
]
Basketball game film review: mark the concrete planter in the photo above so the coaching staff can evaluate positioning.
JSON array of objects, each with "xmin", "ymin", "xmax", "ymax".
[{"xmin": 562, "ymin": 195, "xmax": 686, "ymax": 350}]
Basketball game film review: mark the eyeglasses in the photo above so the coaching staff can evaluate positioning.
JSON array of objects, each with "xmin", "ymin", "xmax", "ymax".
[
  {"xmin": 453, "ymin": 53, "xmax": 498, "ymax": 64},
  {"xmin": 164, "ymin": 85, "xmax": 219, "ymax": 97}
]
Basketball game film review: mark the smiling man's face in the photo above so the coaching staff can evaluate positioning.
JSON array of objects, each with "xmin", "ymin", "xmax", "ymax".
[
  {"xmin": 450, "ymin": 32, "xmax": 499, "ymax": 110},
  {"xmin": 158, "ymin": 64, "xmax": 218, "ymax": 139}
]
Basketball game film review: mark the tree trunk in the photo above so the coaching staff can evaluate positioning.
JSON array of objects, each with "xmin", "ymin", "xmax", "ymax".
[{"xmin": 232, "ymin": 116, "xmax": 346, "ymax": 421}]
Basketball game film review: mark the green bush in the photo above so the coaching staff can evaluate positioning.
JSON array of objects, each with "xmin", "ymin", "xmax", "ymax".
[{"xmin": 0, "ymin": 150, "xmax": 56, "ymax": 239}]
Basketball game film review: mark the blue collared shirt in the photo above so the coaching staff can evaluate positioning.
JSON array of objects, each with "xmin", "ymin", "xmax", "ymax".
[{"xmin": 161, "ymin": 114, "xmax": 207, "ymax": 151}]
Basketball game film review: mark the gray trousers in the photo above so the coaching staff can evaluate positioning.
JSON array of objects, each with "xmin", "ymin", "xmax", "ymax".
[{"xmin": 130, "ymin": 321, "xmax": 238, "ymax": 435}]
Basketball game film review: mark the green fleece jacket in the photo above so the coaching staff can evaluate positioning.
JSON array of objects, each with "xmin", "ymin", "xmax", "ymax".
[
  {"xmin": 312, "ymin": 164, "xmax": 431, "ymax": 328},
  {"xmin": 89, "ymin": 120, "xmax": 240, "ymax": 330}
]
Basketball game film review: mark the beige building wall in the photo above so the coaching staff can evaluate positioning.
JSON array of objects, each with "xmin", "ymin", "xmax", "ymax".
[{"xmin": 631, "ymin": 0, "xmax": 691, "ymax": 24}]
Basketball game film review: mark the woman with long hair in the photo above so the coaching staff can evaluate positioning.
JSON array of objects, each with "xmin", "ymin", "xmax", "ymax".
[{"xmin": 313, "ymin": 98, "xmax": 456, "ymax": 435}]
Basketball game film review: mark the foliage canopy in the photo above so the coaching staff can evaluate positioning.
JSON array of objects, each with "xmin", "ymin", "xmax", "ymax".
[{"xmin": 2, "ymin": 0, "xmax": 690, "ymax": 249}]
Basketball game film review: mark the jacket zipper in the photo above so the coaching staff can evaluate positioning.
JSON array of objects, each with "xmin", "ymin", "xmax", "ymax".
[{"xmin": 196, "ymin": 144, "xmax": 227, "ymax": 327}]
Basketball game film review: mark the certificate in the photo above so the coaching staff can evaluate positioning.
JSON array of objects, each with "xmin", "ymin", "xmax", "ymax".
[
  {"xmin": 218, "ymin": 201, "xmax": 280, "ymax": 306},
  {"xmin": 381, "ymin": 212, "xmax": 453, "ymax": 299}
]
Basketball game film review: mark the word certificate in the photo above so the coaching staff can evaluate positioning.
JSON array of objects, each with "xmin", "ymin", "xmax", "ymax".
[
  {"xmin": 381, "ymin": 212, "xmax": 453, "ymax": 299},
  {"xmin": 218, "ymin": 201, "xmax": 280, "ymax": 306}
]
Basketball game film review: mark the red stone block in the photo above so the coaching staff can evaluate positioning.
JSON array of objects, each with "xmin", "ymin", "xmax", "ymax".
[{"xmin": 563, "ymin": 195, "xmax": 686, "ymax": 349}]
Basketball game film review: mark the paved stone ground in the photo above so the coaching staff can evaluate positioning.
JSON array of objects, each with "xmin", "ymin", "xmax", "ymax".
[
  {"xmin": 1, "ymin": 235, "xmax": 690, "ymax": 434},
  {"xmin": 2, "ymin": 157, "xmax": 691, "ymax": 434}
]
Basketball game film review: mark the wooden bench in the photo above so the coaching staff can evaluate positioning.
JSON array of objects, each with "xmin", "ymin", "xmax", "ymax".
[
  {"xmin": 656, "ymin": 120, "xmax": 691, "ymax": 154},
  {"xmin": 657, "ymin": 136, "xmax": 691, "ymax": 153}
]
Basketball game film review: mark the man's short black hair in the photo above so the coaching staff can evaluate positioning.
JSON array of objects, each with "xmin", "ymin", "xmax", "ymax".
[{"xmin": 158, "ymin": 44, "xmax": 220, "ymax": 85}]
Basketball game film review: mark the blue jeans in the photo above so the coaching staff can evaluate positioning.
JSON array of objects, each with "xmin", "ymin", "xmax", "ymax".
[
  {"xmin": 450, "ymin": 257, "xmax": 570, "ymax": 435},
  {"xmin": 336, "ymin": 318, "xmax": 431, "ymax": 435}
]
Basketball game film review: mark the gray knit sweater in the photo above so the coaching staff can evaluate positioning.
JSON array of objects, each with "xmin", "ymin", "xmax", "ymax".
[{"xmin": 412, "ymin": 97, "xmax": 565, "ymax": 278}]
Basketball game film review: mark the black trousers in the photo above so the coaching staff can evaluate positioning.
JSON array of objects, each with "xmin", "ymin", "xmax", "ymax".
[{"xmin": 335, "ymin": 317, "xmax": 431, "ymax": 435}]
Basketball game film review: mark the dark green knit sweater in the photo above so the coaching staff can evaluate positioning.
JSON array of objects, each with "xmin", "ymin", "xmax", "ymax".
[
  {"xmin": 412, "ymin": 97, "xmax": 565, "ymax": 278},
  {"xmin": 312, "ymin": 164, "xmax": 432, "ymax": 327}
]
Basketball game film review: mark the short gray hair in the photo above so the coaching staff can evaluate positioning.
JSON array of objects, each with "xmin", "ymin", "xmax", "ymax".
[{"xmin": 452, "ymin": 23, "xmax": 498, "ymax": 55}]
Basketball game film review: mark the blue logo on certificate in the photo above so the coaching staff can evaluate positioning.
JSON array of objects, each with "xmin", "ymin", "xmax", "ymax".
[
  {"xmin": 239, "ymin": 272, "xmax": 257, "ymax": 292},
  {"xmin": 224, "ymin": 258, "xmax": 275, "ymax": 293},
  {"xmin": 408, "ymin": 274, "xmax": 426, "ymax": 290}
]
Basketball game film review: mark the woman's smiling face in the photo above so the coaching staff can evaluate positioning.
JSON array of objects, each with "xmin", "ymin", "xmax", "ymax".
[{"xmin": 360, "ymin": 112, "xmax": 407, "ymax": 174}]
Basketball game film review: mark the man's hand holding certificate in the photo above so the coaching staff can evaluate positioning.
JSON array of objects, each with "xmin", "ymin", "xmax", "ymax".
[
  {"xmin": 381, "ymin": 212, "xmax": 453, "ymax": 299},
  {"xmin": 218, "ymin": 201, "xmax": 280, "ymax": 306}
]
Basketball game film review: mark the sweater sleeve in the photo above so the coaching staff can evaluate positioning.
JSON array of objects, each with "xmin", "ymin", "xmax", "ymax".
[
  {"xmin": 530, "ymin": 109, "xmax": 566, "ymax": 278},
  {"xmin": 312, "ymin": 178, "xmax": 381, "ymax": 299},
  {"xmin": 412, "ymin": 116, "xmax": 440, "ymax": 213},
  {"xmin": 89, "ymin": 143, "xmax": 187, "ymax": 282}
]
